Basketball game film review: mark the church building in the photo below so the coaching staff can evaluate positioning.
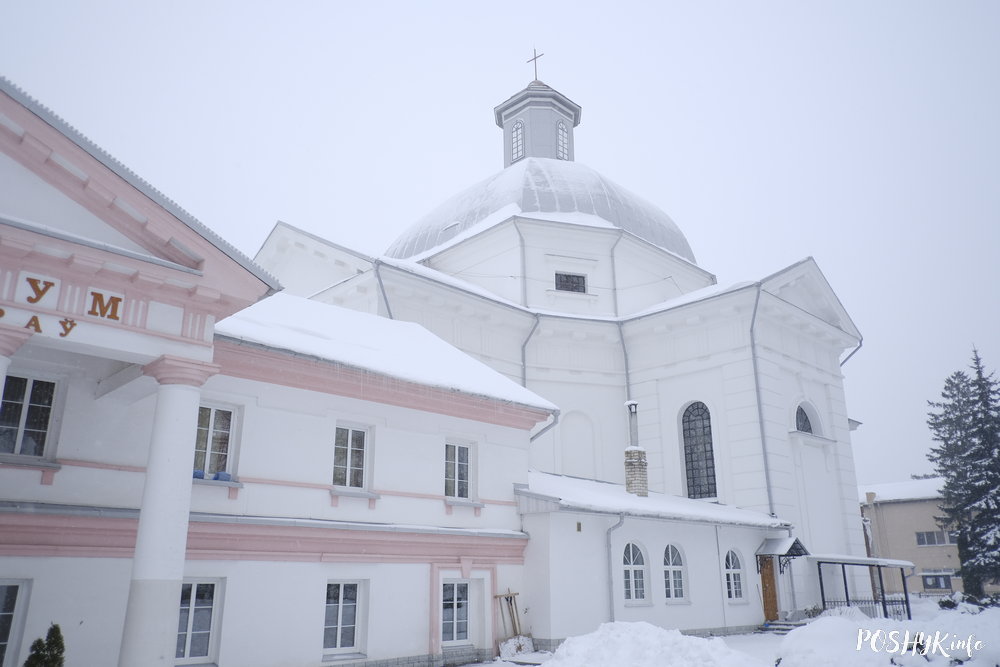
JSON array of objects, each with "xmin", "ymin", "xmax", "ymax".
[{"xmin": 1, "ymin": 71, "xmax": 888, "ymax": 667}]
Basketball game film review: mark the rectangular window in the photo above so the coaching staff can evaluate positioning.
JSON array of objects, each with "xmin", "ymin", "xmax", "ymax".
[
  {"xmin": 726, "ymin": 572, "xmax": 743, "ymax": 599},
  {"xmin": 1, "ymin": 584, "xmax": 25, "ymax": 667},
  {"xmin": 333, "ymin": 426, "xmax": 366, "ymax": 488},
  {"xmin": 916, "ymin": 530, "xmax": 948, "ymax": 546},
  {"xmin": 0, "ymin": 376, "xmax": 55, "ymax": 457},
  {"xmin": 445, "ymin": 443, "xmax": 469, "ymax": 499},
  {"xmin": 442, "ymin": 582, "xmax": 469, "ymax": 642},
  {"xmin": 194, "ymin": 407, "xmax": 233, "ymax": 477},
  {"xmin": 176, "ymin": 582, "xmax": 218, "ymax": 662},
  {"xmin": 922, "ymin": 575, "xmax": 952, "ymax": 590},
  {"xmin": 554, "ymin": 272, "xmax": 586, "ymax": 293},
  {"xmin": 324, "ymin": 583, "xmax": 359, "ymax": 651}
]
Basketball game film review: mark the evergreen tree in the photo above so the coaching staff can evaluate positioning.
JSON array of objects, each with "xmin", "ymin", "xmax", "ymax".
[
  {"xmin": 22, "ymin": 623, "xmax": 64, "ymax": 667},
  {"xmin": 927, "ymin": 350, "xmax": 1000, "ymax": 598}
]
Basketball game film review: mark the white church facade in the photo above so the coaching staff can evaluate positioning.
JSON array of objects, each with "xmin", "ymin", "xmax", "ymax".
[{"xmin": 0, "ymin": 73, "xmax": 884, "ymax": 667}]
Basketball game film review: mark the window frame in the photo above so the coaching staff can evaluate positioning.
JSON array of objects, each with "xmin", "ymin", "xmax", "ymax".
[
  {"xmin": 444, "ymin": 442, "xmax": 471, "ymax": 500},
  {"xmin": 916, "ymin": 530, "xmax": 951, "ymax": 546},
  {"xmin": 663, "ymin": 544, "xmax": 687, "ymax": 602},
  {"xmin": 0, "ymin": 580, "xmax": 30, "ymax": 667},
  {"xmin": 193, "ymin": 403, "xmax": 239, "ymax": 480},
  {"xmin": 922, "ymin": 574, "xmax": 952, "ymax": 590},
  {"xmin": 175, "ymin": 578, "xmax": 223, "ymax": 665},
  {"xmin": 441, "ymin": 580, "xmax": 471, "ymax": 645},
  {"xmin": 0, "ymin": 373, "xmax": 62, "ymax": 461},
  {"xmin": 623, "ymin": 542, "xmax": 648, "ymax": 603},
  {"xmin": 682, "ymin": 401, "xmax": 717, "ymax": 500},
  {"xmin": 557, "ymin": 121, "xmax": 569, "ymax": 160},
  {"xmin": 724, "ymin": 550, "xmax": 744, "ymax": 601},
  {"xmin": 333, "ymin": 424, "xmax": 370, "ymax": 490},
  {"xmin": 323, "ymin": 580, "xmax": 366, "ymax": 658},
  {"xmin": 511, "ymin": 120, "xmax": 524, "ymax": 163},
  {"xmin": 795, "ymin": 406, "xmax": 813, "ymax": 434},
  {"xmin": 554, "ymin": 272, "xmax": 587, "ymax": 294}
]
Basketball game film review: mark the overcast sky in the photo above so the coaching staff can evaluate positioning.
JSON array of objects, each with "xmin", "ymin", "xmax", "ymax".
[{"xmin": 2, "ymin": 1, "xmax": 998, "ymax": 485}]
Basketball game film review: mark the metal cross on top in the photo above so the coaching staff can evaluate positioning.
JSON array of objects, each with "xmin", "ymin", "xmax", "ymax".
[{"xmin": 527, "ymin": 48, "xmax": 544, "ymax": 81}]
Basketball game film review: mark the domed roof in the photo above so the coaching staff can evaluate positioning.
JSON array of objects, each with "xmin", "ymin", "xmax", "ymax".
[{"xmin": 385, "ymin": 157, "xmax": 696, "ymax": 262}]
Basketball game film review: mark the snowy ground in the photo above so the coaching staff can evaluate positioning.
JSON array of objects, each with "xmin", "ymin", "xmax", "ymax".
[{"xmin": 463, "ymin": 598, "xmax": 999, "ymax": 667}]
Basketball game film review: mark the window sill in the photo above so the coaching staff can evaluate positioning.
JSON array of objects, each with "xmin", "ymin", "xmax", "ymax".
[
  {"xmin": 624, "ymin": 600, "xmax": 653, "ymax": 608},
  {"xmin": 193, "ymin": 478, "xmax": 243, "ymax": 488},
  {"xmin": 726, "ymin": 598, "xmax": 750, "ymax": 605},
  {"xmin": 322, "ymin": 652, "xmax": 366, "ymax": 663},
  {"xmin": 444, "ymin": 497, "xmax": 485, "ymax": 516},
  {"xmin": 664, "ymin": 598, "xmax": 691, "ymax": 606},
  {"xmin": 330, "ymin": 487, "xmax": 380, "ymax": 509}
]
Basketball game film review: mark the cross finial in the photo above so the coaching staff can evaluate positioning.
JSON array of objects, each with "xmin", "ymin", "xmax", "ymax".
[{"xmin": 527, "ymin": 48, "xmax": 544, "ymax": 81}]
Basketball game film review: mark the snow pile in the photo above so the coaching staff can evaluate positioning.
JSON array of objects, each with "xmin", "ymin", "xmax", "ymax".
[
  {"xmin": 776, "ymin": 606, "xmax": 1000, "ymax": 666},
  {"xmin": 542, "ymin": 621, "xmax": 769, "ymax": 667}
]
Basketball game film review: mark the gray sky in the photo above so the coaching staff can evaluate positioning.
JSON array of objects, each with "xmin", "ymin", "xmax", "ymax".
[{"xmin": 2, "ymin": 1, "xmax": 998, "ymax": 485}]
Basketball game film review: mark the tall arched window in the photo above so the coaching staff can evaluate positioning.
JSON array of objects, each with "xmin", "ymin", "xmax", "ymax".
[
  {"xmin": 511, "ymin": 120, "xmax": 524, "ymax": 162},
  {"xmin": 663, "ymin": 545, "xmax": 685, "ymax": 599},
  {"xmin": 623, "ymin": 543, "xmax": 646, "ymax": 601},
  {"xmin": 683, "ymin": 402, "xmax": 716, "ymax": 499},
  {"xmin": 724, "ymin": 550, "xmax": 743, "ymax": 600},
  {"xmin": 796, "ymin": 405, "xmax": 813, "ymax": 434},
  {"xmin": 557, "ymin": 121, "xmax": 569, "ymax": 160}
]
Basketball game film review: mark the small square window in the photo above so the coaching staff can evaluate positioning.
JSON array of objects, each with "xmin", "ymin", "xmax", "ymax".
[{"xmin": 554, "ymin": 272, "xmax": 586, "ymax": 293}]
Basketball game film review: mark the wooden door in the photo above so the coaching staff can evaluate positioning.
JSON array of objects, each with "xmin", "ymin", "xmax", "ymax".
[{"xmin": 759, "ymin": 556, "xmax": 779, "ymax": 621}]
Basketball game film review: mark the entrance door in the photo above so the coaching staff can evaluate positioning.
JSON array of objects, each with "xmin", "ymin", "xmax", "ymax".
[{"xmin": 759, "ymin": 556, "xmax": 779, "ymax": 621}]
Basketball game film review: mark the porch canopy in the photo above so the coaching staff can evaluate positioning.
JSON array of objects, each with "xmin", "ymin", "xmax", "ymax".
[
  {"xmin": 756, "ymin": 537, "xmax": 809, "ymax": 574},
  {"xmin": 808, "ymin": 553, "xmax": 915, "ymax": 620}
]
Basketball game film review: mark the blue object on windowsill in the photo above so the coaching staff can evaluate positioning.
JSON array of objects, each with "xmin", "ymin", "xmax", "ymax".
[
  {"xmin": 193, "ymin": 470, "xmax": 205, "ymax": 479},
  {"xmin": 213, "ymin": 471, "xmax": 232, "ymax": 482}
]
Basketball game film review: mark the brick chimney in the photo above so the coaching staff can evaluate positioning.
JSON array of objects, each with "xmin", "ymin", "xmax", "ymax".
[{"xmin": 624, "ymin": 401, "xmax": 647, "ymax": 497}]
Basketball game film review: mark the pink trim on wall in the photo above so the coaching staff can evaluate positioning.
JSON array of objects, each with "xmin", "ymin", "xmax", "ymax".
[
  {"xmin": 143, "ymin": 355, "xmax": 219, "ymax": 387},
  {"xmin": 0, "ymin": 462, "xmax": 57, "ymax": 485},
  {"xmin": 214, "ymin": 340, "xmax": 552, "ymax": 429},
  {"xmin": 0, "ymin": 512, "xmax": 527, "ymax": 566},
  {"xmin": 57, "ymin": 458, "xmax": 146, "ymax": 474}
]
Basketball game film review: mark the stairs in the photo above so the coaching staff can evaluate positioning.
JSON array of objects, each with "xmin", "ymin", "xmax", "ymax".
[{"xmin": 759, "ymin": 619, "xmax": 809, "ymax": 636}]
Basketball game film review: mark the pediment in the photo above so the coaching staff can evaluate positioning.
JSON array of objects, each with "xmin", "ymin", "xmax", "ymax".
[{"xmin": 761, "ymin": 258, "xmax": 860, "ymax": 340}]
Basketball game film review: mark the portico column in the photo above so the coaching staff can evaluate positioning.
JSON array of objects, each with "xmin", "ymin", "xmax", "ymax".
[
  {"xmin": 118, "ymin": 355, "xmax": 219, "ymax": 667},
  {"xmin": 0, "ymin": 325, "xmax": 33, "ymax": 379}
]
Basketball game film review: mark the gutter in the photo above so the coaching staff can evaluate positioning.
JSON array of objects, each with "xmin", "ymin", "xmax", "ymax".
[{"xmin": 750, "ymin": 284, "xmax": 776, "ymax": 517}]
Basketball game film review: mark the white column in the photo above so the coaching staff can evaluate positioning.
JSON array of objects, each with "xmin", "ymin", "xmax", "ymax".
[{"xmin": 118, "ymin": 356, "xmax": 218, "ymax": 667}]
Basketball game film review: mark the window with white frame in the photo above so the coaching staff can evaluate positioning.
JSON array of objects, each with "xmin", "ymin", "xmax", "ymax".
[
  {"xmin": 724, "ymin": 550, "xmax": 743, "ymax": 600},
  {"xmin": 0, "ymin": 376, "xmax": 56, "ymax": 457},
  {"xmin": 333, "ymin": 426, "xmax": 367, "ymax": 488},
  {"xmin": 445, "ymin": 443, "xmax": 470, "ymax": 499},
  {"xmin": 176, "ymin": 581, "xmax": 220, "ymax": 663},
  {"xmin": 442, "ymin": 582, "xmax": 469, "ymax": 642},
  {"xmin": 194, "ymin": 406, "xmax": 234, "ymax": 478},
  {"xmin": 511, "ymin": 121, "xmax": 524, "ymax": 162},
  {"xmin": 916, "ymin": 530, "xmax": 956, "ymax": 546},
  {"xmin": 623, "ymin": 543, "xmax": 646, "ymax": 601},
  {"xmin": 324, "ymin": 582, "xmax": 360, "ymax": 652},
  {"xmin": 1, "ymin": 582, "xmax": 28, "ymax": 667},
  {"xmin": 663, "ymin": 545, "xmax": 685, "ymax": 600},
  {"xmin": 683, "ymin": 402, "xmax": 717, "ymax": 499}
]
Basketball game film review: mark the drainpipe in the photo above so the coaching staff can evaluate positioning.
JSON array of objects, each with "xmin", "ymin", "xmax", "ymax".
[
  {"xmin": 749, "ymin": 283, "xmax": 776, "ymax": 517},
  {"xmin": 715, "ymin": 524, "xmax": 728, "ymax": 629},
  {"xmin": 521, "ymin": 314, "xmax": 541, "ymax": 387},
  {"xmin": 606, "ymin": 513, "xmax": 626, "ymax": 622},
  {"xmin": 609, "ymin": 231, "xmax": 625, "ymax": 317},
  {"xmin": 529, "ymin": 410, "xmax": 560, "ymax": 442},
  {"xmin": 373, "ymin": 260, "xmax": 394, "ymax": 320},
  {"xmin": 514, "ymin": 221, "xmax": 528, "ymax": 306},
  {"xmin": 617, "ymin": 322, "xmax": 632, "ymax": 402}
]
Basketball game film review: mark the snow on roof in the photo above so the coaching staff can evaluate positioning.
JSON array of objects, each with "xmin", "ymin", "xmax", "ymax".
[
  {"xmin": 858, "ymin": 478, "xmax": 943, "ymax": 504},
  {"xmin": 522, "ymin": 471, "xmax": 789, "ymax": 528},
  {"xmin": 807, "ymin": 553, "xmax": 914, "ymax": 568},
  {"xmin": 215, "ymin": 292, "xmax": 557, "ymax": 411}
]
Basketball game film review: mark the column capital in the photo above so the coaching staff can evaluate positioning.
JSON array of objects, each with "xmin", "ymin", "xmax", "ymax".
[
  {"xmin": 142, "ymin": 355, "xmax": 220, "ymax": 387},
  {"xmin": 0, "ymin": 323, "xmax": 33, "ymax": 358}
]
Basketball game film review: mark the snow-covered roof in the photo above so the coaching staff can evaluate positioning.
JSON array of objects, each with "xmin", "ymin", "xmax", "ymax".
[
  {"xmin": 215, "ymin": 292, "xmax": 557, "ymax": 411},
  {"xmin": 858, "ymin": 478, "xmax": 943, "ymax": 504},
  {"xmin": 385, "ymin": 157, "xmax": 696, "ymax": 263},
  {"xmin": 808, "ymin": 553, "xmax": 914, "ymax": 569},
  {"xmin": 520, "ymin": 470, "xmax": 789, "ymax": 528}
]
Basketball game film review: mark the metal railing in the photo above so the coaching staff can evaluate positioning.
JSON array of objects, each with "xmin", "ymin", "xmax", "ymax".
[{"xmin": 823, "ymin": 597, "xmax": 910, "ymax": 621}]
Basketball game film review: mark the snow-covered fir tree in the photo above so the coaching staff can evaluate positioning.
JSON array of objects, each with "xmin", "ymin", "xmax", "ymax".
[{"xmin": 927, "ymin": 350, "xmax": 1000, "ymax": 597}]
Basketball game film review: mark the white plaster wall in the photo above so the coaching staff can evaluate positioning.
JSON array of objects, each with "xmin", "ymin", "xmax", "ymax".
[{"xmin": 424, "ymin": 224, "xmax": 523, "ymax": 305}]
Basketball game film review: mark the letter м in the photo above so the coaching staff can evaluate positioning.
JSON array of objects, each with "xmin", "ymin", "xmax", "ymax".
[{"xmin": 88, "ymin": 291, "xmax": 123, "ymax": 321}]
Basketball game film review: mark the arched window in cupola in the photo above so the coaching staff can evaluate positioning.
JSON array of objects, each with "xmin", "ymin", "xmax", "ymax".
[
  {"xmin": 557, "ymin": 121, "xmax": 569, "ymax": 160},
  {"xmin": 796, "ymin": 405, "xmax": 813, "ymax": 434},
  {"xmin": 511, "ymin": 120, "xmax": 525, "ymax": 162}
]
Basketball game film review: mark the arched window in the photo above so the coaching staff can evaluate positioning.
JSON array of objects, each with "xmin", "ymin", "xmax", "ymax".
[
  {"xmin": 557, "ymin": 121, "xmax": 569, "ymax": 160},
  {"xmin": 511, "ymin": 121, "xmax": 524, "ymax": 162},
  {"xmin": 623, "ymin": 543, "xmax": 646, "ymax": 601},
  {"xmin": 796, "ymin": 405, "xmax": 813, "ymax": 434},
  {"xmin": 724, "ymin": 550, "xmax": 743, "ymax": 600},
  {"xmin": 683, "ymin": 402, "xmax": 716, "ymax": 499},
  {"xmin": 663, "ymin": 545, "xmax": 685, "ymax": 599}
]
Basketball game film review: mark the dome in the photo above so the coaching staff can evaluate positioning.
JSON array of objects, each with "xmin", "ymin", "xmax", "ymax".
[{"xmin": 385, "ymin": 157, "xmax": 696, "ymax": 263}]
